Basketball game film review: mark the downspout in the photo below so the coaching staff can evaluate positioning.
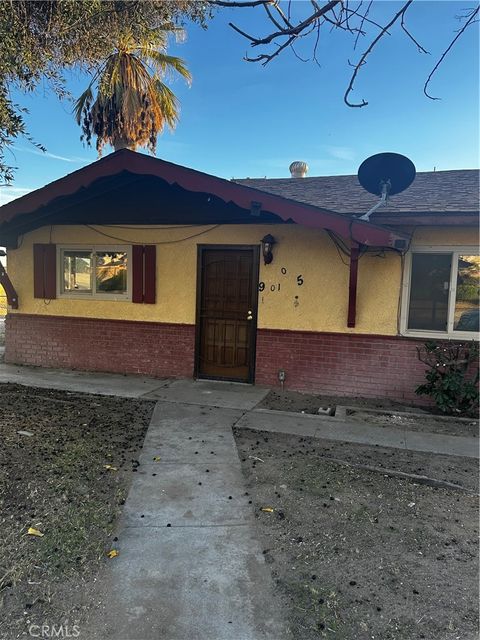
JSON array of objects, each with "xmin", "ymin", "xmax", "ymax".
[{"xmin": 0, "ymin": 252, "xmax": 18, "ymax": 309}]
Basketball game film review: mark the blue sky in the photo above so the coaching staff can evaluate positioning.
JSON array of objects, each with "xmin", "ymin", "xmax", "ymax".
[{"xmin": 1, "ymin": 0, "xmax": 478, "ymax": 205}]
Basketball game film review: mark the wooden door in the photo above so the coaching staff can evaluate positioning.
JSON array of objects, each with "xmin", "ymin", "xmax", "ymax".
[{"xmin": 195, "ymin": 246, "xmax": 259, "ymax": 382}]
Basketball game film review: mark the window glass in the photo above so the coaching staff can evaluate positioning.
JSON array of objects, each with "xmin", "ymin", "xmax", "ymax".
[
  {"xmin": 408, "ymin": 253, "xmax": 451, "ymax": 331},
  {"xmin": 454, "ymin": 255, "xmax": 480, "ymax": 332},
  {"xmin": 63, "ymin": 251, "xmax": 92, "ymax": 292},
  {"xmin": 95, "ymin": 251, "xmax": 128, "ymax": 294}
]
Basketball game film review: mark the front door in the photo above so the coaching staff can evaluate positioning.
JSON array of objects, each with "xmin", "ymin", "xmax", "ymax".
[{"xmin": 195, "ymin": 245, "xmax": 259, "ymax": 383}]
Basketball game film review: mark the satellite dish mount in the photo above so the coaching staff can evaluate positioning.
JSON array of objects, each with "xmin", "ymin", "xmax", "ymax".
[{"xmin": 357, "ymin": 153, "xmax": 416, "ymax": 222}]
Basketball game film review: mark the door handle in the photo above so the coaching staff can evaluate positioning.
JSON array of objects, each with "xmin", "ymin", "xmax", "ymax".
[{"xmin": 247, "ymin": 310, "xmax": 253, "ymax": 320}]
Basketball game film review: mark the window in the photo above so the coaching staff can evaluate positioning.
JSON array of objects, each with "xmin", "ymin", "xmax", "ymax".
[
  {"xmin": 63, "ymin": 251, "xmax": 92, "ymax": 293},
  {"xmin": 59, "ymin": 246, "xmax": 130, "ymax": 300},
  {"xmin": 402, "ymin": 248, "xmax": 479, "ymax": 338}
]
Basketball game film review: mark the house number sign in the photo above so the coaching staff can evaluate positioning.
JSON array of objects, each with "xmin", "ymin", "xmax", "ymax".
[{"xmin": 258, "ymin": 268, "xmax": 304, "ymax": 293}]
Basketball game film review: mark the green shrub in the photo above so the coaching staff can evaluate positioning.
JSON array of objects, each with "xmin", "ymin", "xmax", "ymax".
[{"xmin": 415, "ymin": 340, "xmax": 479, "ymax": 415}]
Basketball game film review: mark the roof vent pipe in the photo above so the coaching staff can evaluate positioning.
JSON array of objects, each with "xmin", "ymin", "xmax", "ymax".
[{"xmin": 289, "ymin": 161, "xmax": 308, "ymax": 178}]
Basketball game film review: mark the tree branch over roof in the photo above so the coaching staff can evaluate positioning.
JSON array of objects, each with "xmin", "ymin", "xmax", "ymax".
[
  {"xmin": 423, "ymin": 5, "xmax": 479, "ymax": 100},
  {"xmin": 208, "ymin": 0, "xmax": 478, "ymax": 108}
]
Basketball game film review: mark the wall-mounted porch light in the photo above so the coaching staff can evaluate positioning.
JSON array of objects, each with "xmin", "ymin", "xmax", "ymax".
[{"xmin": 261, "ymin": 234, "xmax": 276, "ymax": 265}]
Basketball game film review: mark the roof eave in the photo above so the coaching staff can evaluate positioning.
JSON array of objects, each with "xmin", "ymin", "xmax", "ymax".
[{"xmin": 0, "ymin": 150, "xmax": 409, "ymax": 249}]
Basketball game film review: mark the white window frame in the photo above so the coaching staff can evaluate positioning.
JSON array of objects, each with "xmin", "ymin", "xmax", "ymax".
[
  {"xmin": 400, "ymin": 245, "xmax": 479, "ymax": 340},
  {"xmin": 57, "ymin": 245, "xmax": 132, "ymax": 301}
]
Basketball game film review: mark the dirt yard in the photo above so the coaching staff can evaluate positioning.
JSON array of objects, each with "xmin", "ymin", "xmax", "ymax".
[
  {"xmin": 235, "ymin": 428, "xmax": 479, "ymax": 640},
  {"xmin": 259, "ymin": 389, "xmax": 424, "ymax": 415},
  {"xmin": 259, "ymin": 389, "xmax": 479, "ymax": 437},
  {"xmin": 343, "ymin": 407, "xmax": 478, "ymax": 438},
  {"xmin": 0, "ymin": 383, "xmax": 154, "ymax": 639}
]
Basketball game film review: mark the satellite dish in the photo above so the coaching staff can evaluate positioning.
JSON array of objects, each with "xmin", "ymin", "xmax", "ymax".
[
  {"xmin": 357, "ymin": 152, "xmax": 416, "ymax": 221},
  {"xmin": 358, "ymin": 152, "xmax": 416, "ymax": 196}
]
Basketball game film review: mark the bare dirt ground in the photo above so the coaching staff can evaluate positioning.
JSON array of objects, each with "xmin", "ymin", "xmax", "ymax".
[
  {"xmin": 343, "ymin": 408, "xmax": 478, "ymax": 438},
  {"xmin": 235, "ymin": 428, "xmax": 479, "ymax": 640},
  {"xmin": 260, "ymin": 389, "xmax": 425, "ymax": 415},
  {"xmin": 0, "ymin": 383, "xmax": 154, "ymax": 639}
]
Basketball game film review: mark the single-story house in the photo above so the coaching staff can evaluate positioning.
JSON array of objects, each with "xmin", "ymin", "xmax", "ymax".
[{"xmin": 0, "ymin": 150, "xmax": 478, "ymax": 402}]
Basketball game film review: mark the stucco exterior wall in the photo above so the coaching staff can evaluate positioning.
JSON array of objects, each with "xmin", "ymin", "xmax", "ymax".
[
  {"xmin": 6, "ymin": 224, "xmax": 478, "ymax": 336},
  {"xmin": 411, "ymin": 227, "xmax": 479, "ymax": 246}
]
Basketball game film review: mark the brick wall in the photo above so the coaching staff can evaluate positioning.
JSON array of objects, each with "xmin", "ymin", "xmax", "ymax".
[
  {"xmin": 255, "ymin": 328, "xmax": 431, "ymax": 403},
  {"xmin": 5, "ymin": 314, "xmax": 195, "ymax": 378},
  {"xmin": 5, "ymin": 313, "xmax": 445, "ymax": 403}
]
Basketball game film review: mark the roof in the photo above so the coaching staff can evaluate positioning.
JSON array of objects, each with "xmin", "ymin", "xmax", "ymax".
[
  {"xmin": 235, "ymin": 169, "xmax": 479, "ymax": 216},
  {"xmin": 0, "ymin": 149, "xmax": 408, "ymax": 249}
]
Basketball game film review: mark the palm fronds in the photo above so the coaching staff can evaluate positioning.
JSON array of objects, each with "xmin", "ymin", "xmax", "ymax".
[{"xmin": 75, "ymin": 30, "xmax": 190, "ymax": 154}]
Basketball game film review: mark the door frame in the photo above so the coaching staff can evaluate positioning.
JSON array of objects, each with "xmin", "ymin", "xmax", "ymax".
[{"xmin": 194, "ymin": 244, "xmax": 260, "ymax": 384}]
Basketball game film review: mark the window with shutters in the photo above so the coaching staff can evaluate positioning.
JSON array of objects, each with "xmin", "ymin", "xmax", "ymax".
[
  {"xmin": 58, "ymin": 246, "xmax": 131, "ymax": 300},
  {"xmin": 400, "ymin": 246, "xmax": 480, "ymax": 339}
]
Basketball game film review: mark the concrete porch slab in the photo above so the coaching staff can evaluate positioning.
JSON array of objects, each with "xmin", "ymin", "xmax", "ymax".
[{"xmin": 0, "ymin": 362, "xmax": 170, "ymax": 398}]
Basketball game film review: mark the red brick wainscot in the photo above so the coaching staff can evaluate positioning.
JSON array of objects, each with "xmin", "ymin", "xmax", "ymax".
[
  {"xmin": 5, "ymin": 314, "xmax": 195, "ymax": 378},
  {"xmin": 254, "ymin": 328, "xmax": 437, "ymax": 404},
  {"xmin": 5, "ymin": 314, "xmax": 465, "ymax": 404}
]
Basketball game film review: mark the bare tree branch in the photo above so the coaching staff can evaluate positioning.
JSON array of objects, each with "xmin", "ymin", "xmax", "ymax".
[
  {"xmin": 273, "ymin": 2, "xmax": 293, "ymax": 29},
  {"xmin": 209, "ymin": 0, "xmax": 478, "ymax": 108},
  {"xmin": 401, "ymin": 10, "xmax": 429, "ymax": 54},
  {"xmin": 209, "ymin": 0, "xmax": 272, "ymax": 6},
  {"xmin": 424, "ymin": 6, "xmax": 479, "ymax": 100},
  {"xmin": 344, "ymin": 1, "xmax": 413, "ymax": 108},
  {"xmin": 353, "ymin": 0, "xmax": 372, "ymax": 51},
  {"xmin": 263, "ymin": 2, "xmax": 286, "ymax": 32},
  {"xmin": 228, "ymin": 0, "xmax": 341, "ymax": 47},
  {"xmin": 245, "ymin": 33, "xmax": 296, "ymax": 64},
  {"xmin": 345, "ymin": 4, "xmax": 388, "ymax": 34}
]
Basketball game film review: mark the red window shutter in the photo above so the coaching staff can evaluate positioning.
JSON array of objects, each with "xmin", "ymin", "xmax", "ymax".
[
  {"xmin": 33, "ymin": 245, "xmax": 44, "ymax": 298},
  {"xmin": 44, "ymin": 244, "xmax": 56, "ymax": 299},
  {"xmin": 143, "ymin": 245, "xmax": 156, "ymax": 304},
  {"xmin": 132, "ymin": 245, "xmax": 144, "ymax": 303},
  {"xmin": 33, "ymin": 244, "xmax": 56, "ymax": 299}
]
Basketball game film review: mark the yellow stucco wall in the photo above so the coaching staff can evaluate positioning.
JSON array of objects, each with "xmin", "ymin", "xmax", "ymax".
[
  {"xmin": 411, "ymin": 227, "xmax": 479, "ymax": 246},
  {"xmin": 6, "ymin": 224, "xmax": 478, "ymax": 335}
]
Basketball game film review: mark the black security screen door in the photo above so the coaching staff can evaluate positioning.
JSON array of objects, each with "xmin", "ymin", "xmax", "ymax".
[{"xmin": 195, "ymin": 246, "xmax": 259, "ymax": 383}]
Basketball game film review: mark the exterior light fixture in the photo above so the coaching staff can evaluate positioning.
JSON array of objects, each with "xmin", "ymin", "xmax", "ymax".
[{"xmin": 261, "ymin": 234, "xmax": 276, "ymax": 265}]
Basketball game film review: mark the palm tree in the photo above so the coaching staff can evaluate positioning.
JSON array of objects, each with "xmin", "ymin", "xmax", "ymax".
[{"xmin": 75, "ymin": 30, "xmax": 191, "ymax": 154}]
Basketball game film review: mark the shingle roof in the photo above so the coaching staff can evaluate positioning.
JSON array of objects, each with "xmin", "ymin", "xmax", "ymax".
[
  {"xmin": 0, "ymin": 149, "xmax": 408, "ymax": 249},
  {"xmin": 235, "ymin": 169, "xmax": 479, "ymax": 215}
]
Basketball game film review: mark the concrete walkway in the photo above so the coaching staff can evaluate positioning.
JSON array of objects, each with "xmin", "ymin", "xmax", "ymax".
[
  {"xmin": 85, "ymin": 386, "xmax": 286, "ymax": 640},
  {"xmin": 238, "ymin": 408, "xmax": 479, "ymax": 459},
  {"xmin": 1, "ymin": 365, "xmax": 478, "ymax": 638},
  {"xmin": 0, "ymin": 364, "xmax": 477, "ymax": 457}
]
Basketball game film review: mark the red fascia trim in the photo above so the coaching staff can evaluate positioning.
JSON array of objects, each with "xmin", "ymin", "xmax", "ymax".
[
  {"xmin": 0, "ymin": 150, "xmax": 409, "ymax": 248},
  {"xmin": 0, "ymin": 260, "xmax": 18, "ymax": 309}
]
